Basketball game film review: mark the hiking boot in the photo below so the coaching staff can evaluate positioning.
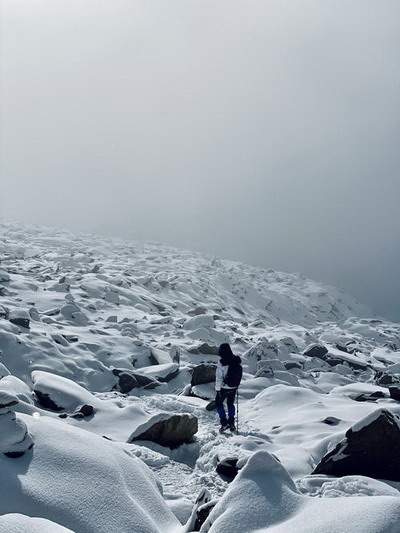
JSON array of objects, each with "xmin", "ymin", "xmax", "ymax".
[
  {"xmin": 219, "ymin": 423, "xmax": 229, "ymax": 433},
  {"xmin": 228, "ymin": 421, "xmax": 236, "ymax": 432}
]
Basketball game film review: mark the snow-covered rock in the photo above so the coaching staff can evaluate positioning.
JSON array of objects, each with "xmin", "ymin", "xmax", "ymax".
[
  {"xmin": 314, "ymin": 409, "xmax": 400, "ymax": 481},
  {"xmin": 0, "ymin": 415, "xmax": 180, "ymax": 533},
  {"xmin": 0, "ymin": 391, "xmax": 33, "ymax": 457},
  {"xmin": 129, "ymin": 412, "xmax": 198, "ymax": 448},
  {"xmin": 201, "ymin": 451, "xmax": 400, "ymax": 532}
]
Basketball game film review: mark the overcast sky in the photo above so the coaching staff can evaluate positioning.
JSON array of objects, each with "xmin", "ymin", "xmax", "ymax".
[{"xmin": 1, "ymin": 1, "xmax": 399, "ymax": 319}]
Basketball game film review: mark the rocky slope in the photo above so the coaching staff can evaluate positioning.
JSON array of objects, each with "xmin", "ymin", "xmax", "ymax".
[{"xmin": 0, "ymin": 222, "xmax": 400, "ymax": 532}]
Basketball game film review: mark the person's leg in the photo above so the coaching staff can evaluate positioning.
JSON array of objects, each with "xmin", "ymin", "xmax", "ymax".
[
  {"xmin": 215, "ymin": 390, "xmax": 228, "ymax": 426},
  {"xmin": 226, "ymin": 389, "xmax": 236, "ymax": 426}
]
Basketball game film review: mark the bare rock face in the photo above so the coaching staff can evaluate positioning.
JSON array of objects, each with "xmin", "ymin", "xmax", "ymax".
[
  {"xmin": 129, "ymin": 413, "xmax": 198, "ymax": 449},
  {"xmin": 0, "ymin": 391, "xmax": 34, "ymax": 458},
  {"xmin": 184, "ymin": 488, "xmax": 216, "ymax": 532},
  {"xmin": 216, "ymin": 456, "xmax": 239, "ymax": 482},
  {"xmin": 313, "ymin": 409, "xmax": 400, "ymax": 481},
  {"xmin": 303, "ymin": 343, "xmax": 328, "ymax": 359},
  {"xmin": 187, "ymin": 343, "xmax": 219, "ymax": 356},
  {"xmin": 9, "ymin": 309, "xmax": 30, "ymax": 329},
  {"xmin": 389, "ymin": 386, "xmax": 400, "ymax": 401},
  {"xmin": 112, "ymin": 368, "xmax": 161, "ymax": 393},
  {"xmin": 191, "ymin": 364, "xmax": 217, "ymax": 386}
]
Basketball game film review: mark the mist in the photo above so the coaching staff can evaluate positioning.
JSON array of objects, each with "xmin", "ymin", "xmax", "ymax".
[{"xmin": 1, "ymin": 0, "xmax": 399, "ymax": 320}]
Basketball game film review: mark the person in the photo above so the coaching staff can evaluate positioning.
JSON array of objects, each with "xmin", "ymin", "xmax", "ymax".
[{"xmin": 215, "ymin": 343, "xmax": 242, "ymax": 433}]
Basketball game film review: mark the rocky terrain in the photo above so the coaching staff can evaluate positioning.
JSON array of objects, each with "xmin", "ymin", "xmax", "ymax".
[{"xmin": 0, "ymin": 222, "xmax": 400, "ymax": 532}]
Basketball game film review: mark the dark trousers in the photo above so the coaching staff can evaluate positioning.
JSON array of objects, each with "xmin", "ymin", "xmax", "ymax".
[{"xmin": 215, "ymin": 388, "xmax": 236, "ymax": 425}]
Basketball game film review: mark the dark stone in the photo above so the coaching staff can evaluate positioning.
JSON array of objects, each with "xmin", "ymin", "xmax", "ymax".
[
  {"xmin": 303, "ymin": 344, "xmax": 328, "ymax": 359},
  {"xmin": 112, "ymin": 368, "xmax": 160, "ymax": 393},
  {"xmin": 188, "ymin": 343, "xmax": 219, "ymax": 355},
  {"xmin": 34, "ymin": 390, "xmax": 64, "ymax": 412},
  {"xmin": 353, "ymin": 391, "xmax": 386, "ymax": 402},
  {"xmin": 205, "ymin": 400, "xmax": 216, "ymax": 411},
  {"xmin": 62, "ymin": 334, "xmax": 79, "ymax": 343},
  {"xmin": 336, "ymin": 344, "xmax": 349, "ymax": 353},
  {"xmin": 216, "ymin": 456, "xmax": 239, "ymax": 482},
  {"xmin": 313, "ymin": 409, "xmax": 400, "ymax": 481},
  {"xmin": 321, "ymin": 416, "xmax": 341, "ymax": 426},
  {"xmin": 283, "ymin": 361, "xmax": 303, "ymax": 371},
  {"xmin": 79, "ymin": 404, "xmax": 95, "ymax": 417},
  {"xmin": 389, "ymin": 386, "xmax": 400, "ymax": 402},
  {"xmin": 191, "ymin": 364, "xmax": 217, "ymax": 386},
  {"xmin": 5, "ymin": 444, "xmax": 34, "ymax": 459},
  {"xmin": 193, "ymin": 501, "xmax": 216, "ymax": 531},
  {"xmin": 188, "ymin": 306, "xmax": 208, "ymax": 316},
  {"xmin": 71, "ymin": 404, "xmax": 95, "ymax": 418},
  {"xmin": 130, "ymin": 414, "xmax": 198, "ymax": 449},
  {"xmin": 376, "ymin": 372, "xmax": 400, "ymax": 387},
  {"xmin": 9, "ymin": 317, "xmax": 30, "ymax": 329}
]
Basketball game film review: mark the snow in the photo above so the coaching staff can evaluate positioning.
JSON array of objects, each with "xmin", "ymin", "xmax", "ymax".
[
  {"xmin": 1, "ymin": 222, "xmax": 400, "ymax": 531},
  {"xmin": 201, "ymin": 451, "xmax": 400, "ymax": 532},
  {"xmin": 0, "ymin": 415, "xmax": 181, "ymax": 533}
]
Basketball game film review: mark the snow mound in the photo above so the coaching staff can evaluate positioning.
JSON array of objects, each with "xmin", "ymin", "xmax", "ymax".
[
  {"xmin": 0, "ymin": 514, "xmax": 73, "ymax": 532},
  {"xmin": 201, "ymin": 451, "xmax": 400, "ymax": 532},
  {"xmin": 0, "ymin": 414, "xmax": 180, "ymax": 533}
]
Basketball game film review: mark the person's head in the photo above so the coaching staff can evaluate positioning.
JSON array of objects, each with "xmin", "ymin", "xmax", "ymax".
[{"xmin": 218, "ymin": 343, "xmax": 234, "ymax": 363}]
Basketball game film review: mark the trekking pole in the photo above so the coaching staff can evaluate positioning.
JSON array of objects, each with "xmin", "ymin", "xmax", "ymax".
[{"xmin": 236, "ymin": 388, "xmax": 239, "ymax": 434}]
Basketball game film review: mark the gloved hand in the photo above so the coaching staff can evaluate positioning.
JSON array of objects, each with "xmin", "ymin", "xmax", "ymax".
[{"xmin": 215, "ymin": 391, "xmax": 221, "ymax": 402}]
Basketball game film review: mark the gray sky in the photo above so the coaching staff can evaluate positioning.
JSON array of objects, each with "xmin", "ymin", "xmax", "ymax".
[{"xmin": 1, "ymin": 1, "xmax": 400, "ymax": 320}]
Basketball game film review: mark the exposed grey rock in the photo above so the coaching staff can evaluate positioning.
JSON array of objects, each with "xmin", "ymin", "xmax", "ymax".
[
  {"xmin": 187, "ymin": 343, "xmax": 219, "ymax": 355},
  {"xmin": 191, "ymin": 364, "xmax": 216, "ymax": 386},
  {"xmin": 313, "ymin": 409, "xmax": 400, "ymax": 481},
  {"xmin": 216, "ymin": 456, "xmax": 239, "ymax": 481},
  {"xmin": 321, "ymin": 416, "xmax": 341, "ymax": 426},
  {"xmin": 184, "ymin": 488, "xmax": 216, "ymax": 532},
  {"xmin": 389, "ymin": 386, "xmax": 400, "ymax": 402},
  {"xmin": 284, "ymin": 360, "xmax": 303, "ymax": 371},
  {"xmin": 129, "ymin": 413, "xmax": 198, "ymax": 448},
  {"xmin": 35, "ymin": 390, "xmax": 64, "ymax": 412},
  {"xmin": 352, "ymin": 391, "xmax": 386, "ymax": 402},
  {"xmin": 303, "ymin": 344, "xmax": 328, "ymax": 358},
  {"xmin": 0, "ymin": 391, "xmax": 34, "ymax": 458},
  {"xmin": 112, "ymin": 369, "xmax": 160, "ymax": 393},
  {"xmin": 9, "ymin": 309, "xmax": 30, "ymax": 329}
]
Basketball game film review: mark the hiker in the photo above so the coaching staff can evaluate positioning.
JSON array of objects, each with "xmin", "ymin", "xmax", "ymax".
[{"xmin": 215, "ymin": 343, "xmax": 243, "ymax": 433}]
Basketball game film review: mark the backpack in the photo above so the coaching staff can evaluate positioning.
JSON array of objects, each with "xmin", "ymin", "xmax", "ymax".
[{"xmin": 224, "ymin": 356, "xmax": 243, "ymax": 388}]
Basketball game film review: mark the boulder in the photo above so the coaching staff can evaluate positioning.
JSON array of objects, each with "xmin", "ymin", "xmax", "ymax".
[
  {"xmin": 0, "ymin": 270, "xmax": 10, "ymax": 282},
  {"xmin": 255, "ymin": 359, "xmax": 285, "ymax": 377},
  {"xmin": 303, "ymin": 343, "xmax": 328, "ymax": 359},
  {"xmin": 389, "ymin": 386, "xmax": 400, "ymax": 402},
  {"xmin": 321, "ymin": 416, "xmax": 341, "ymax": 426},
  {"xmin": 149, "ymin": 347, "xmax": 173, "ymax": 365},
  {"xmin": 352, "ymin": 391, "xmax": 386, "ymax": 402},
  {"xmin": 187, "ymin": 343, "xmax": 219, "ymax": 355},
  {"xmin": 376, "ymin": 371, "xmax": 400, "ymax": 387},
  {"xmin": 216, "ymin": 456, "xmax": 239, "ymax": 482},
  {"xmin": 283, "ymin": 360, "xmax": 303, "ymax": 371},
  {"xmin": 184, "ymin": 315, "xmax": 215, "ymax": 330},
  {"xmin": 129, "ymin": 413, "xmax": 198, "ymax": 448},
  {"xmin": 188, "ymin": 306, "xmax": 208, "ymax": 316},
  {"xmin": 0, "ymin": 391, "xmax": 34, "ymax": 457},
  {"xmin": 184, "ymin": 488, "xmax": 216, "ymax": 532},
  {"xmin": 112, "ymin": 369, "xmax": 161, "ymax": 393},
  {"xmin": 9, "ymin": 309, "xmax": 30, "ymax": 329},
  {"xmin": 191, "ymin": 364, "xmax": 217, "ymax": 386},
  {"xmin": 313, "ymin": 409, "xmax": 400, "ymax": 481},
  {"xmin": 139, "ymin": 363, "xmax": 179, "ymax": 383}
]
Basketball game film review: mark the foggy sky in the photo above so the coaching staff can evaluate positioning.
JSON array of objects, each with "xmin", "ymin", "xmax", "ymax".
[{"xmin": 1, "ymin": 1, "xmax": 400, "ymax": 319}]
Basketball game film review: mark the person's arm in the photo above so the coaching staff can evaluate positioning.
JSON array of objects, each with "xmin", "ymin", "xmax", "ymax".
[{"xmin": 215, "ymin": 362, "xmax": 224, "ymax": 391}]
